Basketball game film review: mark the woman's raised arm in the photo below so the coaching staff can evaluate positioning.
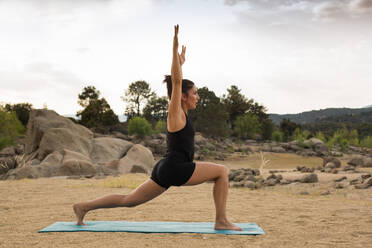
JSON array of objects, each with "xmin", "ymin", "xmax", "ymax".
[{"xmin": 168, "ymin": 25, "xmax": 186, "ymax": 119}]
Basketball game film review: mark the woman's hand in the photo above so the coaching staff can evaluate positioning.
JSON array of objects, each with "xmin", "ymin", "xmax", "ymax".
[
  {"xmin": 173, "ymin": 25, "xmax": 186, "ymax": 66},
  {"xmin": 179, "ymin": 45, "xmax": 186, "ymax": 66}
]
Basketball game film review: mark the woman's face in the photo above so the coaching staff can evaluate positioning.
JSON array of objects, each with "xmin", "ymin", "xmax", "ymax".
[{"xmin": 183, "ymin": 85, "xmax": 199, "ymax": 110}]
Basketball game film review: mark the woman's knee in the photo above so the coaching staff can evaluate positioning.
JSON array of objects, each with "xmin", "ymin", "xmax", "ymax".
[{"xmin": 212, "ymin": 163, "xmax": 229, "ymax": 178}]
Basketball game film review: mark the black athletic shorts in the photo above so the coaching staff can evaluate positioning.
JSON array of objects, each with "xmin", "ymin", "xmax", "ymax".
[{"xmin": 151, "ymin": 151, "xmax": 196, "ymax": 189}]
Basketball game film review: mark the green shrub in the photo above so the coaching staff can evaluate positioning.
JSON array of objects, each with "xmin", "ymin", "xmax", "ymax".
[
  {"xmin": 272, "ymin": 130, "xmax": 283, "ymax": 142},
  {"xmin": 327, "ymin": 127, "xmax": 359, "ymax": 152},
  {"xmin": 315, "ymin": 131, "xmax": 326, "ymax": 143},
  {"xmin": 154, "ymin": 120, "xmax": 166, "ymax": 134},
  {"xmin": 0, "ymin": 110, "xmax": 26, "ymax": 150},
  {"xmin": 233, "ymin": 113, "xmax": 260, "ymax": 139},
  {"xmin": 360, "ymin": 136, "xmax": 372, "ymax": 148},
  {"xmin": 292, "ymin": 128, "xmax": 311, "ymax": 147},
  {"xmin": 128, "ymin": 117, "xmax": 153, "ymax": 138}
]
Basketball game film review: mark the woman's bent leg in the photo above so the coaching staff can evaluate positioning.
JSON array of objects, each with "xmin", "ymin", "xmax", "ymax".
[
  {"xmin": 183, "ymin": 162, "xmax": 242, "ymax": 231},
  {"xmin": 73, "ymin": 178, "xmax": 166, "ymax": 225}
]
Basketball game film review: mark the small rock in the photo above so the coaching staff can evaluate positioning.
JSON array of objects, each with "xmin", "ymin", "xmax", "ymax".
[
  {"xmin": 361, "ymin": 174, "xmax": 371, "ymax": 180},
  {"xmin": 320, "ymin": 190, "xmax": 331, "ymax": 196},
  {"xmin": 280, "ymin": 179, "xmax": 292, "ymax": 185},
  {"xmin": 350, "ymin": 178, "xmax": 363, "ymax": 185},
  {"xmin": 300, "ymin": 173, "xmax": 318, "ymax": 183},
  {"xmin": 266, "ymin": 174, "xmax": 277, "ymax": 180},
  {"xmin": 94, "ymin": 175, "xmax": 106, "ymax": 179},
  {"xmin": 364, "ymin": 177, "xmax": 372, "ymax": 186},
  {"xmin": 343, "ymin": 165, "xmax": 355, "ymax": 171},
  {"xmin": 354, "ymin": 183, "xmax": 370, "ymax": 189},
  {"xmin": 331, "ymin": 169, "xmax": 338, "ymax": 174},
  {"xmin": 264, "ymin": 178, "xmax": 278, "ymax": 186},
  {"xmin": 325, "ymin": 162, "xmax": 336, "ymax": 169},
  {"xmin": 299, "ymin": 191, "xmax": 309, "ymax": 195},
  {"xmin": 334, "ymin": 176, "xmax": 347, "ymax": 182},
  {"xmin": 244, "ymin": 181, "xmax": 256, "ymax": 189},
  {"xmin": 334, "ymin": 183, "xmax": 345, "ymax": 189}
]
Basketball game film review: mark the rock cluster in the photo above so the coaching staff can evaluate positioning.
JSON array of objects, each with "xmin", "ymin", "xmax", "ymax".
[
  {"xmin": 0, "ymin": 109, "xmax": 155, "ymax": 180},
  {"xmin": 229, "ymin": 168, "xmax": 319, "ymax": 190}
]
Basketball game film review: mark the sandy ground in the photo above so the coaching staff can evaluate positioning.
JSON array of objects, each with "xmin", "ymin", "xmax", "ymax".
[{"xmin": 1, "ymin": 153, "xmax": 372, "ymax": 248}]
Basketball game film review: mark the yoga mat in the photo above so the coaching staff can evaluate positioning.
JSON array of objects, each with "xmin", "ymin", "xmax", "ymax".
[{"xmin": 39, "ymin": 221, "xmax": 264, "ymax": 235}]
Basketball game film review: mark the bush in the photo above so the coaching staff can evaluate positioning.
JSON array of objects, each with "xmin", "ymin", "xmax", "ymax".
[
  {"xmin": 154, "ymin": 120, "xmax": 166, "ymax": 134},
  {"xmin": 261, "ymin": 118, "xmax": 274, "ymax": 141},
  {"xmin": 272, "ymin": 130, "xmax": 283, "ymax": 142},
  {"xmin": 128, "ymin": 117, "xmax": 153, "ymax": 138},
  {"xmin": 233, "ymin": 113, "xmax": 260, "ymax": 139},
  {"xmin": 0, "ymin": 110, "xmax": 26, "ymax": 150},
  {"xmin": 360, "ymin": 136, "xmax": 372, "ymax": 148},
  {"xmin": 315, "ymin": 131, "xmax": 326, "ymax": 143},
  {"xmin": 327, "ymin": 127, "xmax": 359, "ymax": 152}
]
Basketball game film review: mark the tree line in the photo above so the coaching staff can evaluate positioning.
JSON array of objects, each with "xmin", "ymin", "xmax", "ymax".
[{"xmin": 1, "ymin": 80, "xmax": 372, "ymax": 150}]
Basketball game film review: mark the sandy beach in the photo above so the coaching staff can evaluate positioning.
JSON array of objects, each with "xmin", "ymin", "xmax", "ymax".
[{"xmin": 1, "ymin": 153, "xmax": 372, "ymax": 248}]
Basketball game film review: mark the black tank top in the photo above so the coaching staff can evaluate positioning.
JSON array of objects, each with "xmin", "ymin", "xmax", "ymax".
[{"xmin": 165, "ymin": 112, "xmax": 195, "ymax": 162}]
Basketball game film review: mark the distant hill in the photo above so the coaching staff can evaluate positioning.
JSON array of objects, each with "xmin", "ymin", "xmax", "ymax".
[{"xmin": 269, "ymin": 106, "xmax": 372, "ymax": 125}]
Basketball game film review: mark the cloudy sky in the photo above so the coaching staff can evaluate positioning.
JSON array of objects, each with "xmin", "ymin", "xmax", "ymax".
[{"xmin": 1, "ymin": 0, "xmax": 371, "ymax": 118}]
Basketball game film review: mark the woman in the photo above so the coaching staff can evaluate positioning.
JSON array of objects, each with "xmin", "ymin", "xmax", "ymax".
[{"xmin": 73, "ymin": 25, "xmax": 242, "ymax": 231}]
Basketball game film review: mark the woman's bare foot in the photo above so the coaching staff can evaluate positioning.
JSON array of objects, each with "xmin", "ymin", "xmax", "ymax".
[
  {"xmin": 73, "ymin": 203, "xmax": 88, "ymax": 226},
  {"xmin": 214, "ymin": 219, "xmax": 243, "ymax": 231}
]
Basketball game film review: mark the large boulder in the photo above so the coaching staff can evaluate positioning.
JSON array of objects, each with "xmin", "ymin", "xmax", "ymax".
[
  {"xmin": 114, "ymin": 144, "xmax": 155, "ymax": 174},
  {"xmin": 58, "ymin": 149, "xmax": 96, "ymax": 176},
  {"xmin": 25, "ymin": 109, "xmax": 94, "ymax": 161},
  {"xmin": 90, "ymin": 137, "xmax": 133, "ymax": 164},
  {"xmin": 38, "ymin": 127, "xmax": 93, "ymax": 161}
]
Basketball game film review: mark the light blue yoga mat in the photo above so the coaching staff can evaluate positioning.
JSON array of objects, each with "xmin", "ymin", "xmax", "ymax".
[{"xmin": 39, "ymin": 221, "xmax": 264, "ymax": 235}]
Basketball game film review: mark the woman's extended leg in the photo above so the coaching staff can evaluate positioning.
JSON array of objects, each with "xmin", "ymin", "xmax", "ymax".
[
  {"xmin": 73, "ymin": 178, "xmax": 166, "ymax": 225},
  {"xmin": 183, "ymin": 162, "xmax": 242, "ymax": 231}
]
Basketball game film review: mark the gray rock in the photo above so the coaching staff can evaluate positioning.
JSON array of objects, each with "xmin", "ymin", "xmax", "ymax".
[
  {"xmin": 347, "ymin": 155, "xmax": 364, "ymax": 166},
  {"xmin": 245, "ymin": 175, "xmax": 257, "ymax": 182},
  {"xmin": 91, "ymin": 137, "xmax": 133, "ymax": 164},
  {"xmin": 361, "ymin": 174, "xmax": 371, "ymax": 180},
  {"xmin": 343, "ymin": 165, "xmax": 355, "ymax": 171},
  {"xmin": 325, "ymin": 162, "xmax": 336, "ymax": 169},
  {"xmin": 116, "ymin": 144, "xmax": 155, "ymax": 174},
  {"xmin": 280, "ymin": 179, "xmax": 292, "ymax": 185},
  {"xmin": 300, "ymin": 173, "xmax": 318, "ymax": 183},
  {"xmin": 354, "ymin": 183, "xmax": 370, "ymax": 189},
  {"xmin": 334, "ymin": 176, "xmax": 347, "ymax": 182},
  {"xmin": 349, "ymin": 178, "xmax": 363, "ymax": 185},
  {"xmin": 231, "ymin": 182, "xmax": 244, "ymax": 188},
  {"xmin": 364, "ymin": 177, "xmax": 372, "ymax": 186},
  {"xmin": 323, "ymin": 157, "xmax": 341, "ymax": 168},
  {"xmin": 333, "ymin": 183, "xmax": 345, "ymax": 189},
  {"xmin": 264, "ymin": 178, "xmax": 278, "ymax": 186},
  {"xmin": 271, "ymin": 146, "xmax": 286, "ymax": 153},
  {"xmin": 320, "ymin": 190, "xmax": 331, "ymax": 195},
  {"xmin": 314, "ymin": 143, "xmax": 329, "ymax": 156},
  {"xmin": 244, "ymin": 181, "xmax": 256, "ymax": 189}
]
